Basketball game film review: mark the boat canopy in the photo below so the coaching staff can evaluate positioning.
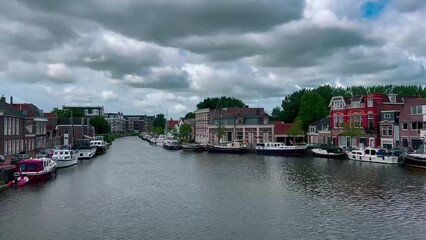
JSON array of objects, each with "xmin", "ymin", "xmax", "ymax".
[{"xmin": 15, "ymin": 160, "xmax": 45, "ymax": 172}]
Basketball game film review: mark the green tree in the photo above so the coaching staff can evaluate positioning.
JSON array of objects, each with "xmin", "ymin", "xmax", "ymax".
[
  {"xmin": 90, "ymin": 115, "xmax": 110, "ymax": 134},
  {"xmin": 281, "ymin": 89, "xmax": 306, "ymax": 123},
  {"xmin": 179, "ymin": 123, "xmax": 192, "ymax": 141},
  {"xmin": 287, "ymin": 117, "xmax": 304, "ymax": 144},
  {"xmin": 153, "ymin": 114, "xmax": 166, "ymax": 133},
  {"xmin": 52, "ymin": 107, "xmax": 84, "ymax": 118},
  {"xmin": 196, "ymin": 96, "xmax": 246, "ymax": 109},
  {"xmin": 269, "ymin": 107, "xmax": 285, "ymax": 122},
  {"xmin": 341, "ymin": 121, "xmax": 363, "ymax": 147},
  {"xmin": 184, "ymin": 112, "xmax": 195, "ymax": 119},
  {"xmin": 298, "ymin": 91, "xmax": 329, "ymax": 131}
]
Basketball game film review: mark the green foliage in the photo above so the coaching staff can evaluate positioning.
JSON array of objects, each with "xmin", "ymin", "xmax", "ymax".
[
  {"xmin": 184, "ymin": 112, "xmax": 195, "ymax": 119},
  {"xmin": 179, "ymin": 123, "xmax": 192, "ymax": 140},
  {"xmin": 298, "ymin": 91, "xmax": 329, "ymax": 131},
  {"xmin": 196, "ymin": 96, "xmax": 246, "ymax": 109},
  {"xmin": 103, "ymin": 133, "xmax": 120, "ymax": 143},
  {"xmin": 273, "ymin": 84, "xmax": 426, "ymax": 124},
  {"xmin": 341, "ymin": 121, "xmax": 363, "ymax": 137},
  {"xmin": 52, "ymin": 107, "xmax": 84, "ymax": 118},
  {"xmin": 212, "ymin": 119, "xmax": 226, "ymax": 142},
  {"xmin": 153, "ymin": 114, "xmax": 166, "ymax": 133},
  {"xmin": 153, "ymin": 127, "xmax": 165, "ymax": 135},
  {"xmin": 287, "ymin": 117, "xmax": 304, "ymax": 137},
  {"xmin": 90, "ymin": 115, "xmax": 110, "ymax": 134}
]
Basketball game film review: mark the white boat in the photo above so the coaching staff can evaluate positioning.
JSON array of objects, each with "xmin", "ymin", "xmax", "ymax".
[
  {"xmin": 52, "ymin": 147, "xmax": 78, "ymax": 168},
  {"xmin": 255, "ymin": 142, "xmax": 307, "ymax": 156},
  {"xmin": 346, "ymin": 147, "xmax": 398, "ymax": 164},
  {"xmin": 74, "ymin": 139, "xmax": 97, "ymax": 159},
  {"xmin": 90, "ymin": 138, "xmax": 107, "ymax": 154},
  {"xmin": 155, "ymin": 134, "xmax": 166, "ymax": 146}
]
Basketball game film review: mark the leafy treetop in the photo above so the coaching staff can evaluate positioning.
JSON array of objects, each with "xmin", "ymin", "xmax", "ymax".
[{"xmin": 196, "ymin": 96, "xmax": 246, "ymax": 109}]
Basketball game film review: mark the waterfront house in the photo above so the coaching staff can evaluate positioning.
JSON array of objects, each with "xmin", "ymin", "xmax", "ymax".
[
  {"xmin": 0, "ymin": 95, "xmax": 26, "ymax": 156},
  {"xmin": 329, "ymin": 93, "xmax": 389, "ymax": 148},
  {"xmin": 194, "ymin": 108, "xmax": 213, "ymax": 144},
  {"xmin": 124, "ymin": 115, "xmax": 154, "ymax": 134},
  {"xmin": 43, "ymin": 112, "xmax": 62, "ymax": 148},
  {"xmin": 274, "ymin": 122, "xmax": 305, "ymax": 145},
  {"xmin": 63, "ymin": 105, "xmax": 104, "ymax": 116},
  {"xmin": 104, "ymin": 112, "xmax": 125, "ymax": 134},
  {"xmin": 307, "ymin": 117, "xmax": 331, "ymax": 145},
  {"xmin": 12, "ymin": 102, "xmax": 48, "ymax": 151},
  {"xmin": 208, "ymin": 107, "xmax": 273, "ymax": 146},
  {"xmin": 56, "ymin": 118, "xmax": 95, "ymax": 146},
  {"xmin": 399, "ymin": 98, "xmax": 426, "ymax": 150},
  {"xmin": 377, "ymin": 94, "xmax": 413, "ymax": 149}
]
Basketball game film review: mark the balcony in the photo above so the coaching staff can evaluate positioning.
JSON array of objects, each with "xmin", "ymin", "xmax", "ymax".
[{"xmin": 347, "ymin": 103, "xmax": 365, "ymax": 109}]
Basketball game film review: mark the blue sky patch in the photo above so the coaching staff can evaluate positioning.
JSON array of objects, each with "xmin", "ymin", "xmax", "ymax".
[{"xmin": 360, "ymin": 0, "xmax": 389, "ymax": 19}]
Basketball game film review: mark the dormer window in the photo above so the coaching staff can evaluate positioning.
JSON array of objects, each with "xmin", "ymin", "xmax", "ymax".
[
  {"xmin": 93, "ymin": 109, "xmax": 99, "ymax": 115},
  {"xmin": 367, "ymin": 98, "xmax": 373, "ymax": 107},
  {"xmin": 84, "ymin": 109, "xmax": 88, "ymax": 115},
  {"xmin": 309, "ymin": 126, "xmax": 316, "ymax": 133},
  {"xmin": 388, "ymin": 95, "xmax": 396, "ymax": 103}
]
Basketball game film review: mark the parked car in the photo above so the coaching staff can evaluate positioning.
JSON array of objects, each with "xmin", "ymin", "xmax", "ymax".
[{"xmin": 11, "ymin": 153, "xmax": 30, "ymax": 165}]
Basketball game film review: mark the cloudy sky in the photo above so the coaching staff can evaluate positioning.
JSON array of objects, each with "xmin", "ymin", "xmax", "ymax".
[{"xmin": 1, "ymin": 0, "xmax": 425, "ymax": 118}]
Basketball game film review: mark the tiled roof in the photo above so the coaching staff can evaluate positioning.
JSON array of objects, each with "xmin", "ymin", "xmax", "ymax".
[
  {"xmin": 274, "ymin": 122, "xmax": 294, "ymax": 135},
  {"xmin": 12, "ymin": 103, "xmax": 42, "ymax": 118},
  {"xmin": 167, "ymin": 120, "xmax": 179, "ymax": 128},
  {"xmin": 212, "ymin": 107, "xmax": 267, "ymax": 118},
  {"xmin": 0, "ymin": 98, "xmax": 23, "ymax": 117}
]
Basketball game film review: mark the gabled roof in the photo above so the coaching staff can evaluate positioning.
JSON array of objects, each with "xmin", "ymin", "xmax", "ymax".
[
  {"xmin": 308, "ymin": 116, "xmax": 330, "ymax": 128},
  {"xmin": 167, "ymin": 120, "xmax": 179, "ymax": 128},
  {"xmin": 274, "ymin": 122, "xmax": 294, "ymax": 135},
  {"xmin": 0, "ymin": 97, "xmax": 23, "ymax": 117},
  {"xmin": 12, "ymin": 103, "xmax": 42, "ymax": 118}
]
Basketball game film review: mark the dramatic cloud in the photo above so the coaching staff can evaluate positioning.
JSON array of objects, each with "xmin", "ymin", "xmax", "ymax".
[{"xmin": 1, "ymin": 0, "xmax": 425, "ymax": 118}]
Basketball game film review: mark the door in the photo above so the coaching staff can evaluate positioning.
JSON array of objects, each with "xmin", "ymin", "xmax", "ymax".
[{"xmin": 369, "ymin": 138, "xmax": 375, "ymax": 148}]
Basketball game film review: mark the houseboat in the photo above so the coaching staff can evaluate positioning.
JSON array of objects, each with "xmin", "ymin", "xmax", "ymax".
[
  {"xmin": 346, "ymin": 147, "xmax": 398, "ymax": 164},
  {"xmin": 208, "ymin": 141, "xmax": 247, "ymax": 154},
  {"xmin": 12, "ymin": 158, "xmax": 57, "ymax": 183},
  {"xmin": 52, "ymin": 147, "xmax": 78, "ymax": 168},
  {"xmin": 255, "ymin": 142, "xmax": 306, "ymax": 156},
  {"xmin": 74, "ymin": 139, "xmax": 97, "ymax": 159}
]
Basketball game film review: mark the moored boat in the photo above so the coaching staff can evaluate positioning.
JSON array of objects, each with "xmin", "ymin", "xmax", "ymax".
[
  {"xmin": 208, "ymin": 141, "xmax": 247, "ymax": 154},
  {"xmin": 74, "ymin": 139, "xmax": 96, "ymax": 159},
  {"xmin": 255, "ymin": 142, "xmax": 306, "ymax": 156},
  {"xmin": 181, "ymin": 143, "xmax": 204, "ymax": 152},
  {"xmin": 163, "ymin": 139, "xmax": 181, "ymax": 150},
  {"xmin": 90, "ymin": 137, "xmax": 108, "ymax": 154},
  {"xmin": 13, "ymin": 158, "xmax": 57, "ymax": 183},
  {"xmin": 52, "ymin": 146, "xmax": 78, "ymax": 168},
  {"xmin": 311, "ymin": 146, "xmax": 346, "ymax": 159},
  {"xmin": 400, "ymin": 144, "xmax": 426, "ymax": 168},
  {"xmin": 346, "ymin": 147, "xmax": 398, "ymax": 164}
]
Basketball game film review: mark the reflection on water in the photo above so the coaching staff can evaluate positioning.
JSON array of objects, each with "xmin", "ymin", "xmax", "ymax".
[{"xmin": 1, "ymin": 137, "xmax": 426, "ymax": 239}]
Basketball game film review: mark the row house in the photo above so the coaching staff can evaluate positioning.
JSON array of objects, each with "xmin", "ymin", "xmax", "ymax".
[
  {"xmin": 0, "ymin": 95, "xmax": 26, "ymax": 156},
  {"xmin": 104, "ymin": 112, "xmax": 125, "ymax": 134},
  {"xmin": 63, "ymin": 105, "xmax": 104, "ymax": 116},
  {"xmin": 56, "ymin": 118, "xmax": 95, "ymax": 146},
  {"xmin": 194, "ymin": 108, "xmax": 213, "ymax": 144},
  {"xmin": 124, "ymin": 115, "xmax": 154, "ymax": 134},
  {"xmin": 330, "ymin": 93, "xmax": 394, "ymax": 148},
  {"xmin": 208, "ymin": 107, "xmax": 273, "ymax": 146},
  {"xmin": 399, "ymin": 98, "xmax": 426, "ymax": 150},
  {"xmin": 12, "ymin": 102, "xmax": 48, "ymax": 151},
  {"xmin": 307, "ymin": 117, "xmax": 331, "ymax": 145}
]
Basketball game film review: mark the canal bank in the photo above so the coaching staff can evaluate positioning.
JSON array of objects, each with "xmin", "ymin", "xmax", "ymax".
[{"xmin": 1, "ymin": 136, "xmax": 426, "ymax": 239}]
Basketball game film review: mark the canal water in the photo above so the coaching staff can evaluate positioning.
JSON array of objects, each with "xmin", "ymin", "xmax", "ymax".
[{"xmin": 1, "ymin": 136, "xmax": 426, "ymax": 240}]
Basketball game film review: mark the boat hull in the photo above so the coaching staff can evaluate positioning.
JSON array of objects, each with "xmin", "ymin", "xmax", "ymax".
[
  {"xmin": 208, "ymin": 147, "xmax": 247, "ymax": 154},
  {"xmin": 403, "ymin": 155, "xmax": 426, "ymax": 169},
  {"xmin": 55, "ymin": 158, "xmax": 78, "ymax": 168},
  {"xmin": 311, "ymin": 148, "xmax": 346, "ymax": 159},
  {"xmin": 76, "ymin": 148, "xmax": 97, "ymax": 159},
  {"xmin": 256, "ymin": 148, "xmax": 305, "ymax": 157}
]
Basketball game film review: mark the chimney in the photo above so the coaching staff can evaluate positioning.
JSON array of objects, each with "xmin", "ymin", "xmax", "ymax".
[
  {"xmin": 10, "ymin": 96, "xmax": 13, "ymax": 104},
  {"xmin": 0, "ymin": 95, "xmax": 5, "ymax": 102}
]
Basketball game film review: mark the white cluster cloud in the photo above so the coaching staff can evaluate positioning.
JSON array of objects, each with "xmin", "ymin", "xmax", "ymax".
[{"xmin": 0, "ymin": 0, "xmax": 425, "ymax": 118}]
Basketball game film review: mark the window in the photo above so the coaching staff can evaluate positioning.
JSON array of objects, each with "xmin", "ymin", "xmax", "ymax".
[
  {"xmin": 412, "ymin": 122, "xmax": 423, "ymax": 130},
  {"xmin": 237, "ymin": 131, "xmax": 243, "ymax": 140},
  {"xmin": 350, "ymin": 114, "xmax": 362, "ymax": 127},
  {"xmin": 339, "ymin": 115, "xmax": 344, "ymax": 128},
  {"xmin": 383, "ymin": 113, "xmax": 391, "ymax": 119},
  {"xmin": 93, "ymin": 109, "xmax": 99, "ymax": 115},
  {"xmin": 402, "ymin": 122, "xmax": 408, "ymax": 130},
  {"xmin": 367, "ymin": 98, "xmax": 373, "ymax": 107},
  {"xmin": 309, "ymin": 126, "xmax": 316, "ymax": 133},
  {"xmin": 411, "ymin": 106, "xmax": 423, "ymax": 115},
  {"xmin": 84, "ymin": 109, "xmax": 89, "ymax": 115},
  {"xmin": 322, "ymin": 124, "xmax": 328, "ymax": 130},
  {"xmin": 388, "ymin": 95, "xmax": 396, "ymax": 103},
  {"xmin": 381, "ymin": 126, "xmax": 393, "ymax": 136},
  {"xmin": 4, "ymin": 117, "xmax": 7, "ymax": 136},
  {"xmin": 334, "ymin": 115, "xmax": 338, "ymax": 128},
  {"xmin": 368, "ymin": 115, "xmax": 374, "ymax": 129}
]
